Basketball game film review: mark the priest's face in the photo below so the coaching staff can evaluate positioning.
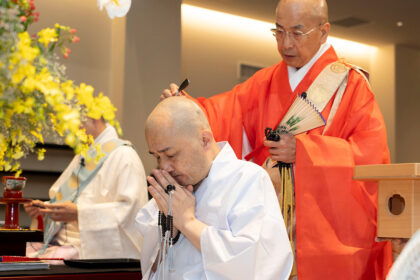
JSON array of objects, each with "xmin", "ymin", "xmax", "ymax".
[
  {"xmin": 147, "ymin": 126, "xmax": 210, "ymax": 187},
  {"xmin": 274, "ymin": 1, "xmax": 330, "ymax": 68}
]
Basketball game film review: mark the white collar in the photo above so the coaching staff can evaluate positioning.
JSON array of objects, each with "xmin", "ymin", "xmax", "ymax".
[
  {"xmin": 93, "ymin": 123, "xmax": 119, "ymax": 145},
  {"xmin": 194, "ymin": 141, "xmax": 235, "ymax": 200},
  {"xmin": 287, "ymin": 42, "xmax": 331, "ymax": 92}
]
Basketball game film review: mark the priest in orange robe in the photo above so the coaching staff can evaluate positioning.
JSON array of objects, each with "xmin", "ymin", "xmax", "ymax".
[{"xmin": 162, "ymin": 0, "xmax": 392, "ymax": 279}]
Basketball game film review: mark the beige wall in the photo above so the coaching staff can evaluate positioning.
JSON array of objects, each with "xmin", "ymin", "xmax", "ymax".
[
  {"xmin": 396, "ymin": 45, "xmax": 420, "ymax": 163},
  {"xmin": 370, "ymin": 45, "xmax": 396, "ymax": 162},
  {"xmin": 122, "ymin": 0, "xmax": 182, "ymax": 174},
  {"xmin": 181, "ymin": 5, "xmax": 278, "ymax": 98}
]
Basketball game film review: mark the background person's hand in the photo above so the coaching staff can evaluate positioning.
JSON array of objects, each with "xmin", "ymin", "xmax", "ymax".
[
  {"xmin": 160, "ymin": 83, "xmax": 180, "ymax": 100},
  {"xmin": 23, "ymin": 200, "xmax": 45, "ymax": 218},
  {"xmin": 263, "ymin": 133, "xmax": 296, "ymax": 163},
  {"xmin": 40, "ymin": 201, "xmax": 78, "ymax": 222}
]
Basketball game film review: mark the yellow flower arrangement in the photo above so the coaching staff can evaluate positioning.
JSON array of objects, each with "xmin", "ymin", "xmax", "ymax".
[{"xmin": 0, "ymin": 0, "xmax": 121, "ymax": 175}]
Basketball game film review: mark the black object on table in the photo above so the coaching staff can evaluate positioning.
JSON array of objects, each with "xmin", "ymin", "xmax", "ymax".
[
  {"xmin": 64, "ymin": 258, "xmax": 140, "ymax": 269},
  {"xmin": 0, "ymin": 262, "xmax": 142, "ymax": 280},
  {"xmin": 0, "ymin": 229, "xmax": 43, "ymax": 256}
]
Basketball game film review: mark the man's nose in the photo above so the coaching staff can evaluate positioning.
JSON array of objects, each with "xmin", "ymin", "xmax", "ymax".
[
  {"xmin": 159, "ymin": 160, "xmax": 174, "ymax": 173},
  {"xmin": 281, "ymin": 32, "xmax": 294, "ymax": 49}
]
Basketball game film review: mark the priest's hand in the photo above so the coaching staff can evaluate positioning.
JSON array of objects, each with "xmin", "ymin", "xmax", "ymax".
[
  {"xmin": 148, "ymin": 169, "xmax": 207, "ymax": 252},
  {"xmin": 23, "ymin": 200, "xmax": 45, "ymax": 218},
  {"xmin": 264, "ymin": 133, "xmax": 296, "ymax": 163},
  {"xmin": 161, "ymin": 83, "xmax": 180, "ymax": 100},
  {"xmin": 148, "ymin": 169, "xmax": 196, "ymax": 228},
  {"xmin": 39, "ymin": 201, "xmax": 78, "ymax": 223}
]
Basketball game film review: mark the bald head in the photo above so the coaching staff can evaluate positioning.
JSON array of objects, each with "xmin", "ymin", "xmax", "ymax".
[
  {"xmin": 146, "ymin": 97, "xmax": 219, "ymax": 186},
  {"xmin": 277, "ymin": 0, "xmax": 328, "ymax": 23},
  {"xmin": 146, "ymin": 97, "xmax": 211, "ymax": 138},
  {"xmin": 274, "ymin": 0, "xmax": 330, "ymax": 68}
]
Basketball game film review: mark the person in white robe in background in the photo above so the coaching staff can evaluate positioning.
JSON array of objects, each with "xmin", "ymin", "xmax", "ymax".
[
  {"xmin": 24, "ymin": 118, "xmax": 148, "ymax": 259},
  {"xmin": 136, "ymin": 97, "xmax": 293, "ymax": 279}
]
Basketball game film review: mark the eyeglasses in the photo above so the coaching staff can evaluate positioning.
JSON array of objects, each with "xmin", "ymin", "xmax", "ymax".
[{"xmin": 270, "ymin": 24, "xmax": 321, "ymax": 42}]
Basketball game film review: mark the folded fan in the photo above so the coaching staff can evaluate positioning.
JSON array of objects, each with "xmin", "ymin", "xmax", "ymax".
[{"xmin": 277, "ymin": 93, "xmax": 326, "ymax": 135}]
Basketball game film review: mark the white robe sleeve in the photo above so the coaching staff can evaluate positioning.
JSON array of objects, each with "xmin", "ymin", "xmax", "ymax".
[
  {"xmin": 135, "ymin": 200, "xmax": 160, "ymax": 278},
  {"xmin": 200, "ymin": 172, "xmax": 293, "ymax": 280},
  {"xmin": 77, "ymin": 146, "xmax": 148, "ymax": 259}
]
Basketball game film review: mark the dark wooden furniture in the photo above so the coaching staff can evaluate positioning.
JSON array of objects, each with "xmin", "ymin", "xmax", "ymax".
[
  {"xmin": 0, "ymin": 264, "xmax": 142, "ymax": 279},
  {"xmin": 0, "ymin": 230, "xmax": 43, "ymax": 256}
]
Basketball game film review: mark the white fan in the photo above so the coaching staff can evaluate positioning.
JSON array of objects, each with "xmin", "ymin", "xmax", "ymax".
[
  {"xmin": 387, "ymin": 230, "xmax": 420, "ymax": 280},
  {"xmin": 278, "ymin": 93, "xmax": 325, "ymax": 135}
]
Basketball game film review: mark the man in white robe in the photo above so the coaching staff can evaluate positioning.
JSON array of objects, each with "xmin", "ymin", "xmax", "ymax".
[
  {"xmin": 24, "ymin": 118, "xmax": 148, "ymax": 259},
  {"xmin": 136, "ymin": 97, "xmax": 293, "ymax": 279}
]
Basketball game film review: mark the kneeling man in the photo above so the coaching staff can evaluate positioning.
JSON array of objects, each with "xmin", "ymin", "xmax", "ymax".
[{"xmin": 136, "ymin": 97, "xmax": 293, "ymax": 279}]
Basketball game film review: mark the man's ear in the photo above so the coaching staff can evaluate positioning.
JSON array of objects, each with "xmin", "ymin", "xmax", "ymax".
[
  {"xmin": 201, "ymin": 130, "xmax": 213, "ymax": 150},
  {"xmin": 320, "ymin": 22, "xmax": 330, "ymax": 44}
]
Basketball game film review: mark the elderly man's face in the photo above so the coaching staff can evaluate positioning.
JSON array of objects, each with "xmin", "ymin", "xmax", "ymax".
[
  {"xmin": 147, "ymin": 128, "xmax": 209, "ymax": 187},
  {"xmin": 274, "ymin": 4, "xmax": 329, "ymax": 68}
]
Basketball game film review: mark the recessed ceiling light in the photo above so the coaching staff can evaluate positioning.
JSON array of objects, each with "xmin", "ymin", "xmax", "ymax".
[{"xmin": 396, "ymin": 21, "xmax": 404, "ymax": 27}]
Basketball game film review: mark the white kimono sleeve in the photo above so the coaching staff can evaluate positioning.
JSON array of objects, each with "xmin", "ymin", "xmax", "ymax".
[
  {"xmin": 200, "ymin": 173, "xmax": 293, "ymax": 280},
  {"xmin": 135, "ymin": 200, "xmax": 160, "ymax": 279},
  {"xmin": 77, "ymin": 146, "xmax": 148, "ymax": 259}
]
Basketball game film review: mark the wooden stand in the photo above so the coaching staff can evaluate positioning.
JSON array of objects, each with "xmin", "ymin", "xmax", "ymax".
[
  {"xmin": 0, "ymin": 198, "xmax": 31, "ymax": 229},
  {"xmin": 354, "ymin": 163, "xmax": 420, "ymax": 238}
]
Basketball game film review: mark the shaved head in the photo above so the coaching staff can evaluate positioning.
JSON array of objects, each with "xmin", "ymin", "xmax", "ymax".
[
  {"xmin": 146, "ymin": 97, "xmax": 219, "ymax": 186},
  {"xmin": 274, "ymin": 0, "xmax": 330, "ymax": 68},
  {"xmin": 146, "ymin": 97, "xmax": 211, "ymax": 138},
  {"xmin": 277, "ymin": 0, "xmax": 328, "ymax": 23}
]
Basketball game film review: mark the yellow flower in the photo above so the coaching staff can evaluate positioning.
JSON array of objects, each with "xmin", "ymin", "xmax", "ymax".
[
  {"xmin": 12, "ymin": 146, "xmax": 24, "ymax": 160},
  {"xmin": 37, "ymin": 148, "xmax": 46, "ymax": 161},
  {"xmin": 38, "ymin": 28, "xmax": 58, "ymax": 48},
  {"xmin": 65, "ymin": 134, "xmax": 76, "ymax": 146},
  {"xmin": 92, "ymin": 93, "xmax": 117, "ymax": 121},
  {"xmin": 76, "ymin": 83, "xmax": 94, "ymax": 105},
  {"xmin": 61, "ymin": 80, "xmax": 75, "ymax": 99},
  {"xmin": 11, "ymin": 64, "xmax": 36, "ymax": 85},
  {"xmin": 22, "ymin": 76, "xmax": 37, "ymax": 93},
  {"xmin": 31, "ymin": 130, "xmax": 44, "ymax": 143},
  {"xmin": 0, "ymin": 134, "xmax": 6, "ymax": 150},
  {"xmin": 1, "ymin": 19, "xmax": 122, "ymax": 174},
  {"xmin": 16, "ymin": 32, "xmax": 40, "ymax": 62}
]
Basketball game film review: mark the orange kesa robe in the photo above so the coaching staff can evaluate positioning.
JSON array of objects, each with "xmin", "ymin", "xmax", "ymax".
[{"xmin": 187, "ymin": 46, "xmax": 393, "ymax": 279}]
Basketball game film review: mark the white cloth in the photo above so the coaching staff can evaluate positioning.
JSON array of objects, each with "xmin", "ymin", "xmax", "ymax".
[
  {"xmin": 47, "ymin": 124, "xmax": 148, "ymax": 259},
  {"xmin": 287, "ymin": 42, "xmax": 331, "ymax": 92},
  {"xmin": 136, "ymin": 142, "xmax": 293, "ymax": 280}
]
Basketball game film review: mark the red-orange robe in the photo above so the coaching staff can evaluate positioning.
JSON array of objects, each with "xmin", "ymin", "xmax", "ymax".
[{"xmin": 187, "ymin": 46, "xmax": 393, "ymax": 279}]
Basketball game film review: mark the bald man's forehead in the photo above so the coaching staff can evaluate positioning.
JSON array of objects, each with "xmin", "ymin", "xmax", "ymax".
[
  {"xmin": 146, "ymin": 128, "xmax": 178, "ymax": 155},
  {"xmin": 276, "ymin": 0, "xmax": 328, "ymax": 22}
]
